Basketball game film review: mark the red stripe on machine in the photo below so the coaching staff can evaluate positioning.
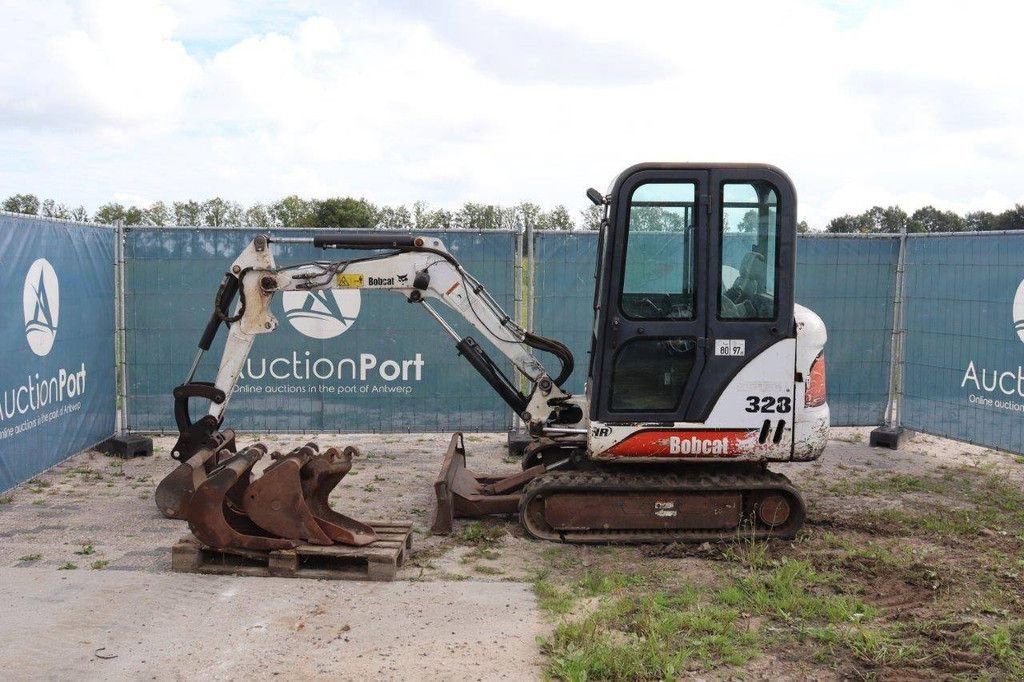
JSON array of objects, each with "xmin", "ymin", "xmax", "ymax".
[
  {"xmin": 446, "ymin": 281, "xmax": 461, "ymax": 295},
  {"xmin": 603, "ymin": 430, "xmax": 756, "ymax": 458}
]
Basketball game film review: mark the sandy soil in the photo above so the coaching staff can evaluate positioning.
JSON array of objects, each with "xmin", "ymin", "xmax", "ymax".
[{"xmin": 0, "ymin": 427, "xmax": 1021, "ymax": 679}]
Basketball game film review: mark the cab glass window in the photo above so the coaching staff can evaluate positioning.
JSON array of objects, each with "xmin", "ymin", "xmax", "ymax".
[
  {"xmin": 620, "ymin": 182, "xmax": 696, "ymax": 320},
  {"xmin": 610, "ymin": 337, "xmax": 696, "ymax": 411},
  {"xmin": 720, "ymin": 182, "xmax": 779, "ymax": 320}
]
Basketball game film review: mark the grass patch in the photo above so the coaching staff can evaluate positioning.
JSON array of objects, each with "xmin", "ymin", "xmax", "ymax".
[
  {"xmin": 829, "ymin": 473, "xmax": 948, "ymax": 497},
  {"xmin": 58, "ymin": 562, "xmax": 77, "ymax": 570},
  {"xmin": 970, "ymin": 621, "xmax": 1024, "ymax": 674},
  {"xmin": 0, "ymin": 494, "xmax": 13, "ymax": 504},
  {"xmin": 460, "ymin": 546, "xmax": 500, "ymax": 564},
  {"xmin": 456, "ymin": 521, "xmax": 506, "ymax": 546},
  {"xmin": 90, "ymin": 560, "xmax": 110, "ymax": 570},
  {"xmin": 542, "ymin": 592, "xmax": 758, "ymax": 680},
  {"xmin": 717, "ymin": 558, "xmax": 873, "ymax": 625},
  {"xmin": 473, "ymin": 564, "xmax": 504, "ymax": 575},
  {"xmin": 18, "ymin": 554, "xmax": 42, "ymax": 562},
  {"xmin": 27, "ymin": 479, "xmax": 52, "ymax": 493},
  {"xmin": 534, "ymin": 572, "xmax": 575, "ymax": 615},
  {"xmin": 74, "ymin": 544, "xmax": 96, "ymax": 556}
]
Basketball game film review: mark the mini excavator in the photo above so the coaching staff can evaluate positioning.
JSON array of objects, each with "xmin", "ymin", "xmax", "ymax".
[{"xmin": 156, "ymin": 163, "xmax": 829, "ymax": 549}]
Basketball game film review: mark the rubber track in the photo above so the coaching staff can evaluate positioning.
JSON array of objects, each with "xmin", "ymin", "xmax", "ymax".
[{"xmin": 518, "ymin": 467, "xmax": 806, "ymax": 544}]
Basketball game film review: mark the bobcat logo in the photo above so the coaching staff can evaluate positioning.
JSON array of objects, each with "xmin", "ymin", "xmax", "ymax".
[
  {"xmin": 23, "ymin": 258, "xmax": 59, "ymax": 356},
  {"xmin": 281, "ymin": 290, "xmax": 361, "ymax": 339}
]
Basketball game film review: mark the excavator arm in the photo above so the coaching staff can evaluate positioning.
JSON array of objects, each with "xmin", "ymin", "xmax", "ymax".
[{"xmin": 171, "ymin": 233, "xmax": 575, "ymax": 462}]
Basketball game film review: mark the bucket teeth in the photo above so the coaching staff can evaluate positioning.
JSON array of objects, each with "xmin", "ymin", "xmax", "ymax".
[
  {"xmin": 301, "ymin": 447, "xmax": 378, "ymax": 546},
  {"xmin": 242, "ymin": 443, "xmax": 333, "ymax": 545},
  {"xmin": 186, "ymin": 444, "xmax": 299, "ymax": 551}
]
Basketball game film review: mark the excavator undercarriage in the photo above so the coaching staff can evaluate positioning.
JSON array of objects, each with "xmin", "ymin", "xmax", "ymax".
[{"xmin": 430, "ymin": 432, "xmax": 806, "ymax": 544}]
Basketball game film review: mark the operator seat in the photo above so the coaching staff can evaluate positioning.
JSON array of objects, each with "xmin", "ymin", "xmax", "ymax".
[{"xmin": 723, "ymin": 251, "xmax": 766, "ymax": 318}]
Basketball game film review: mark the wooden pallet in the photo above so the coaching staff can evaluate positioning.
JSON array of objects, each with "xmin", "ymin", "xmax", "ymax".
[{"xmin": 171, "ymin": 521, "xmax": 413, "ymax": 581}]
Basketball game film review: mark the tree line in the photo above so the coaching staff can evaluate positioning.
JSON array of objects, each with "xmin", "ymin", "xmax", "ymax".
[
  {"xmin": 825, "ymin": 204, "xmax": 1024, "ymax": 233},
  {"xmin": 1, "ymin": 193, "xmax": 595, "ymax": 231},
  {"xmin": 4, "ymin": 191, "xmax": 1022, "ymax": 233}
]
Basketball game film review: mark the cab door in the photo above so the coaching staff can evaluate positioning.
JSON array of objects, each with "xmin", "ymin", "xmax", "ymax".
[
  {"xmin": 592, "ymin": 164, "xmax": 796, "ymax": 432},
  {"xmin": 592, "ymin": 167, "xmax": 710, "ymax": 423}
]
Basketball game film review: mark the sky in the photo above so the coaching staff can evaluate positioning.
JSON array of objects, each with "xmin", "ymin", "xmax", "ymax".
[{"xmin": 0, "ymin": 0, "xmax": 1022, "ymax": 228}]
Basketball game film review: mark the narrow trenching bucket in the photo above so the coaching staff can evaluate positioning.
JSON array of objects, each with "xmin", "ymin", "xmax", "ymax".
[
  {"xmin": 155, "ymin": 429, "xmax": 236, "ymax": 520},
  {"xmin": 301, "ymin": 446, "xmax": 377, "ymax": 546}
]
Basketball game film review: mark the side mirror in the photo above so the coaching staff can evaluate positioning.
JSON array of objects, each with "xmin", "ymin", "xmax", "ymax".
[{"xmin": 586, "ymin": 188, "xmax": 605, "ymax": 206}]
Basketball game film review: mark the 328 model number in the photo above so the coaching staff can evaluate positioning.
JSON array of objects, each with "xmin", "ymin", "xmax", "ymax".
[{"xmin": 745, "ymin": 396, "xmax": 792, "ymax": 413}]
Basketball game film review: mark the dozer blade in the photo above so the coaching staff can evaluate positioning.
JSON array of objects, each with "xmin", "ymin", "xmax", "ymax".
[
  {"xmin": 300, "ymin": 446, "xmax": 377, "ymax": 546},
  {"xmin": 155, "ymin": 430, "xmax": 236, "ymax": 519},
  {"xmin": 242, "ymin": 443, "xmax": 333, "ymax": 545},
  {"xmin": 187, "ymin": 444, "xmax": 298, "ymax": 551},
  {"xmin": 431, "ymin": 432, "xmax": 544, "ymax": 535}
]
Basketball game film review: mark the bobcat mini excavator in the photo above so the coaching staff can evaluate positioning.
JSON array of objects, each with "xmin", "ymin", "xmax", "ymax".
[{"xmin": 156, "ymin": 163, "xmax": 829, "ymax": 549}]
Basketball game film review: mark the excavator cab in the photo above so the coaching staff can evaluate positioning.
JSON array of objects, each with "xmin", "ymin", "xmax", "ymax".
[{"xmin": 585, "ymin": 164, "xmax": 814, "ymax": 462}]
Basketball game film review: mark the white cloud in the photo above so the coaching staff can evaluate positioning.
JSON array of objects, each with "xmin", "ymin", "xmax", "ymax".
[{"xmin": 0, "ymin": 0, "xmax": 1022, "ymax": 227}]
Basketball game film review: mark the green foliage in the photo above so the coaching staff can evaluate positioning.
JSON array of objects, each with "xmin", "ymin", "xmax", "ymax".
[
  {"xmin": 58, "ymin": 562, "xmax": 77, "ymax": 570},
  {"xmin": 311, "ymin": 196, "xmax": 376, "ymax": 228},
  {"xmin": 90, "ymin": 560, "xmax": 110, "ymax": 570},
  {"xmin": 3, "ymin": 193, "xmax": 40, "ymax": 214},
  {"xmin": 717, "ymin": 558, "xmax": 873, "ymax": 624},
  {"xmin": 173, "ymin": 200, "xmax": 203, "ymax": 226},
  {"xmin": 543, "ymin": 593, "xmax": 758, "ymax": 680},
  {"xmin": 456, "ymin": 521, "xmax": 506, "ymax": 546},
  {"xmin": 74, "ymin": 544, "xmax": 96, "ymax": 556},
  {"xmin": 18, "ymin": 554, "xmax": 42, "ymax": 562}
]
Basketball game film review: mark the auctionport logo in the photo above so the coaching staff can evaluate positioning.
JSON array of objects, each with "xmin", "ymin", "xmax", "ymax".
[
  {"xmin": 23, "ymin": 258, "xmax": 59, "ymax": 356},
  {"xmin": 281, "ymin": 290, "xmax": 361, "ymax": 339},
  {"xmin": 1014, "ymin": 278, "xmax": 1024, "ymax": 344}
]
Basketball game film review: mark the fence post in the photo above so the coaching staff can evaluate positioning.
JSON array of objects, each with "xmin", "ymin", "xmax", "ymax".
[
  {"xmin": 507, "ymin": 219, "xmax": 534, "ymax": 456},
  {"xmin": 526, "ymin": 217, "xmax": 535, "ymax": 334},
  {"xmin": 871, "ymin": 229, "xmax": 907, "ymax": 448},
  {"xmin": 114, "ymin": 219, "xmax": 128, "ymax": 433}
]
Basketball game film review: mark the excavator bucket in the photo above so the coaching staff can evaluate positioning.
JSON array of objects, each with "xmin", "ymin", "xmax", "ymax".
[
  {"xmin": 155, "ymin": 430, "xmax": 236, "ymax": 519},
  {"xmin": 301, "ymin": 446, "xmax": 377, "ymax": 546},
  {"xmin": 431, "ymin": 432, "xmax": 545, "ymax": 534},
  {"xmin": 186, "ymin": 444, "xmax": 299, "ymax": 551},
  {"xmin": 242, "ymin": 443, "xmax": 333, "ymax": 545}
]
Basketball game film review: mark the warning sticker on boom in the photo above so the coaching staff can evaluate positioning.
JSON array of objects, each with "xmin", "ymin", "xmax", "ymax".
[{"xmin": 335, "ymin": 273, "xmax": 364, "ymax": 288}]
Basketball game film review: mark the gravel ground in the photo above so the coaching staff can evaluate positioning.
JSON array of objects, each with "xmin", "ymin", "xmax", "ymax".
[{"xmin": 1, "ymin": 427, "xmax": 1021, "ymax": 679}]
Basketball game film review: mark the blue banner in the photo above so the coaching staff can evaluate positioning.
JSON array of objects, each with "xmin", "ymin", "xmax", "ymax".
[
  {"xmin": 0, "ymin": 215, "xmax": 116, "ymax": 491},
  {"xmin": 901, "ymin": 235, "xmax": 1024, "ymax": 453},
  {"xmin": 124, "ymin": 228, "xmax": 517, "ymax": 433}
]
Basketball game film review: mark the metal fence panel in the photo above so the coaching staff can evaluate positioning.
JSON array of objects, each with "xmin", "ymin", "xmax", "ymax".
[
  {"xmin": 900, "ymin": 235, "xmax": 1024, "ymax": 453},
  {"xmin": 533, "ymin": 232, "xmax": 899, "ymax": 426},
  {"xmin": 0, "ymin": 214, "xmax": 116, "ymax": 491},
  {"xmin": 124, "ymin": 228, "xmax": 516, "ymax": 433},
  {"xmin": 533, "ymin": 231, "xmax": 599, "ymax": 395},
  {"xmin": 796, "ymin": 236, "xmax": 899, "ymax": 426}
]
